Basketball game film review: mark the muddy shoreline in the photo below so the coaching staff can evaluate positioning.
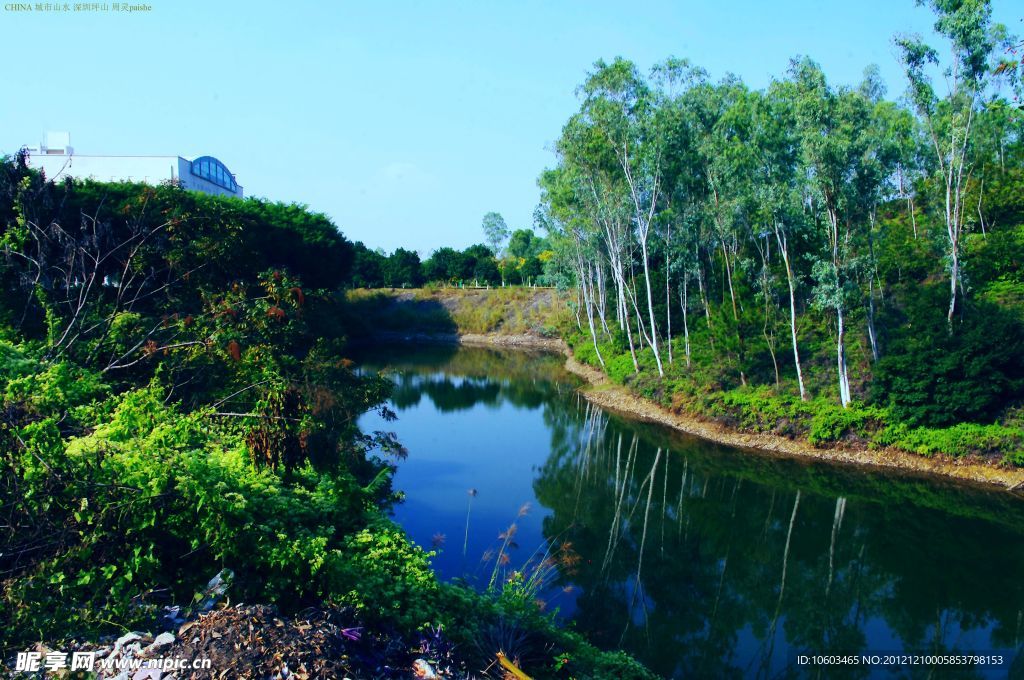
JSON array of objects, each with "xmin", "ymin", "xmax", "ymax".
[{"xmin": 363, "ymin": 331, "xmax": 1024, "ymax": 492}]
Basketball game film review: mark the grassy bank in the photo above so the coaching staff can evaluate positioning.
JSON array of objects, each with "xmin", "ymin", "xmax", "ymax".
[
  {"xmin": 566, "ymin": 331, "xmax": 1024, "ymax": 476},
  {"xmin": 344, "ymin": 286, "xmax": 571, "ymax": 339}
]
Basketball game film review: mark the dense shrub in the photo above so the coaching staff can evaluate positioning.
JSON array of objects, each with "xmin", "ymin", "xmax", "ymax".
[
  {"xmin": 872, "ymin": 290, "xmax": 1024, "ymax": 427},
  {"xmin": 0, "ymin": 170, "xmax": 657, "ymax": 678},
  {"xmin": 710, "ymin": 387, "xmax": 885, "ymax": 445},
  {"xmin": 606, "ymin": 351, "xmax": 637, "ymax": 384},
  {"xmin": 0, "ymin": 377, "xmax": 414, "ymax": 643},
  {"xmin": 875, "ymin": 422, "xmax": 1024, "ymax": 462},
  {"xmin": 806, "ymin": 401, "xmax": 886, "ymax": 446}
]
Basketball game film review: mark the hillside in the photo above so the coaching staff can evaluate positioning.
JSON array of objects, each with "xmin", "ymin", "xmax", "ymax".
[{"xmin": 344, "ymin": 286, "xmax": 571, "ymax": 347}]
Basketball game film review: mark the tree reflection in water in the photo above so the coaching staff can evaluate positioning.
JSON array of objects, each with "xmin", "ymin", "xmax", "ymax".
[{"xmin": 357, "ymin": 345, "xmax": 1024, "ymax": 679}]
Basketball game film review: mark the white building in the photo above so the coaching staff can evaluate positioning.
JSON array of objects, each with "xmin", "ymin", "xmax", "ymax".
[{"xmin": 22, "ymin": 132, "xmax": 243, "ymax": 199}]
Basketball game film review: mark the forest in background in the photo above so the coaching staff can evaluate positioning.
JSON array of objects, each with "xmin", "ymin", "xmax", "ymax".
[{"xmin": 347, "ymin": 213, "xmax": 555, "ymax": 289}]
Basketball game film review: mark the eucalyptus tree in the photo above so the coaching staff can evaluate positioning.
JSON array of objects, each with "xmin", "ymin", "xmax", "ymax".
[
  {"xmin": 531, "ymin": 204, "xmax": 578, "ymax": 293},
  {"xmin": 873, "ymin": 85, "xmax": 926, "ymax": 238},
  {"xmin": 757, "ymin": 82, "xmax": 810, "ymax": 398},
  {"xmin": 558, "ymin": 108, "xmax": 642, "ymax": 373},
  {"xmin": 856, "ymin": 92, "xmax": 911, "ymax": 363},
  {"xmin": 669, "ymin": 213, "xmax": 702, "ymax": 368},
  {"xmin": 896, "ymin": 0, "xmax": 1012, "ymax": 323},
  {"xmin": 538, "ymin": 166, "xmax": 607, "ymax": 367},
  {"xmin": 791, "ymin": 58, "xmax": 877, "ymax": 407},
  {"xmin": 652, "ymin": 58, "xmax": 709, "ymax": 367},
  {"xmin": 969, "ymin": 99, "xmax": 1023, "ymax": 234},
  {"xmin": 580, "ymin": 57, "xmax": 667, "ymax": 376},
  {"xmin": 687, "ymin": 76, "xmax": 757, "ymax": 385},
  {"xmin": 481, "ymin": 212, "xmax": 510, "ymax": 285},
  {"xmin": 481, "ymin": 211, "xmax": 509, "ymax": 256}
]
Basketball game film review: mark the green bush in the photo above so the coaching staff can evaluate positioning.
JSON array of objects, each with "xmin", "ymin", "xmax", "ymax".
[
  {"xmin": 807, "ymin": 401, "xmax": 886, "ymax": 446},
  {"xmin": 2, "ymin": 354, "xmax": 107, "ymax": 415},
  {"xmin": 717, "ymin": 387, "xmax": 799, "ymax": 432},
  {"xmin": 606, "ymin": 351, "xmax": 637, "ymax": 384},
  {"xmin": 2, "ymin": 382, "xmax": 416, "ymax": 644},
  {"xmin": 872, "ymin": 289, "xmax": 1024, "ymax": 427},
  {"xmin": 325, "ymin": 522, "xmax": 440, "ymax": 630},
  {"xmin": 876, "ymin": 421, "xmax": 1024, "ymax": 461}
]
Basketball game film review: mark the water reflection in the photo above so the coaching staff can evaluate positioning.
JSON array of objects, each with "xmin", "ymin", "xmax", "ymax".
[{"xmin": 357, "ymin": 345, "xmax": 1024, "ymax": 679}]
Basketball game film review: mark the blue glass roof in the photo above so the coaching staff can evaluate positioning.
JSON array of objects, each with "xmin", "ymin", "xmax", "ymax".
[{"xmin": 190, "ymin": 156, "xmax": 238, "ymax": 192}]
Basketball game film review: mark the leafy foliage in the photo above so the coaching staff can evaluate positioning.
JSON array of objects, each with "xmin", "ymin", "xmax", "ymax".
[
  {"xmin": 0, "ymin": 167, "xmax": 655, "ymax": 679},
  {"xmin": 0, "ymin": 167, "xmax": 409, "ymax": 648},
  {"xmin": 872, "ymin": 289, "xmax": 1024, "ymax": 427},
  {"xmin": 534, "ymin": 1, "xmax": 1023, "ymax": 463}
]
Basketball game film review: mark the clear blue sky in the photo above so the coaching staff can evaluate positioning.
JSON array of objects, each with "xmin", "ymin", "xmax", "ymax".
[{"xmin": 3, "ymin": 1, "xmax": 1019, "ymax": 255}]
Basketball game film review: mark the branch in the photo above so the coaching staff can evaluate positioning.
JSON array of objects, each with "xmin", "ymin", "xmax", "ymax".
[{"xmin": 102, "ymin": 340, "xmax": 209, "ymax": 373}]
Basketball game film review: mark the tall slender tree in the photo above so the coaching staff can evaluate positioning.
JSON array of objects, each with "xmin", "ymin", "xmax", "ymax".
[
  {"xmin": 581, "ymin": 58, "xmax": 667, "ymax": 377},
  {"xmin": 791, "ymin": 58, "xmax": 877, "ymax": 407},
  {"xmin": 897, "ymin": 0, "xmax": 1009, "ymax": 323}
]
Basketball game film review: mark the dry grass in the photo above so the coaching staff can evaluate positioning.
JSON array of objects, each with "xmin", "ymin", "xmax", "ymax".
[{"xmin": 345, "ymin": 287, "xmax": 571, "ymax": 337}]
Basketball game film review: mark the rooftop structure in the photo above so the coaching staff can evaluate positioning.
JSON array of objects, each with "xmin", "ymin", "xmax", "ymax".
[{"xmin": 22, "ymin": 132, "xmax": 243, "ymax": 198}]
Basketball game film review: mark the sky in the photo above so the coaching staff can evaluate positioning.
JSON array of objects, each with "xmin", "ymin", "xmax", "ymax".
[{"xmin": 2, "ymin": 0, "xmax": 1020, "ymax": 255}]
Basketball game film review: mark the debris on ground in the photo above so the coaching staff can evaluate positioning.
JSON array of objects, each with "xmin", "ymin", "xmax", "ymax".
[{"xmin": 31, "ymin": 604, "xmax": 471, "ymax": 680}]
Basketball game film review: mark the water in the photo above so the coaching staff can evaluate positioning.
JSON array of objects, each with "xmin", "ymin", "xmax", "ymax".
[{"xmin": 356, "ymin": 344, "xmax": 1024, "ymax": 679}]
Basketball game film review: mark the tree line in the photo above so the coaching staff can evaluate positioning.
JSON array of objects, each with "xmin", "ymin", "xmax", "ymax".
[
  {"xmin": 536, "ymin": 0, "xmax": 1024, "ymax": 428},
  {"xmin": 349, "ymin": 214, "xmax": 555, "ymax": 289}
]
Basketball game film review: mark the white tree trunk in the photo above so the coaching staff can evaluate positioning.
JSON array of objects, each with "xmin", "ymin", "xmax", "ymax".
[
  {"xmin": 665, "ymin": 231, "xmax": 673, "ymax": 366},
  {"xmin": 776, "ymin": 230, "xmax": 806, "ymax": 400},
  {"xmin": 680, "ymin": 278, "xmax": 691, "ymax": 368},
  {"xmin": 837, "ymin": 305, "xmax": 851, "ymax": 407},
  {"xmin": 583, "ymin": 262, "xmax": 605, "ymax": 367},
  {"xmin": 639, "ymin": 236, "xmax": 665, "ymax": 376}
]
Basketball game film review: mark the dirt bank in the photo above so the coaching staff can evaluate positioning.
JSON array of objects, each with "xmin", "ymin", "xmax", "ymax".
[
  {"xmin": 363, "ymin": 330, "xmax": 565, "ymax": 352},
  {"xmin": 561, "ymin": 354, "xmax": 1024, "ymax": 492}
]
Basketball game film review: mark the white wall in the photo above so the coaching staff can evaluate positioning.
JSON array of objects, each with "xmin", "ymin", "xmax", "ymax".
[
  {"xmin": 26, "ymin": 153, "xmax": 244, "ymax": 199},
  {"xmin": 29, "ymin": 154, "xmax": 179, "ymax": 185}
]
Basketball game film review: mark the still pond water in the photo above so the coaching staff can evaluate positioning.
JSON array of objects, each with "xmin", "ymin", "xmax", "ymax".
[{"xmin": 356, "ymin": 344, "xmax": 1024, "ymax": 679}]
